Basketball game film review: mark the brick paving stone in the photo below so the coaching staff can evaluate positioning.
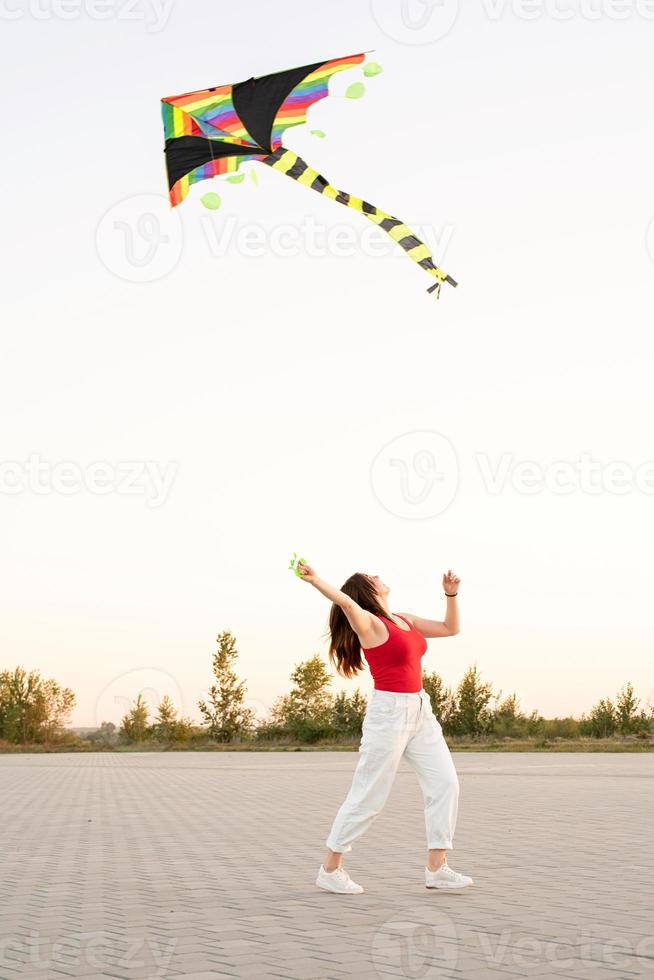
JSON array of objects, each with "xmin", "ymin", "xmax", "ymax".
[{"xmin": 0, "ymin": 752, "xmax": 652, "ymax": 980}]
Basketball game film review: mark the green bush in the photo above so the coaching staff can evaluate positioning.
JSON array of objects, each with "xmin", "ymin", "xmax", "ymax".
[
  {"xmin": 541, "ymin": 717, "xmax": 580, "ymax": 739},
  {"xmin": 286, "ymin": 718, "xmax": 336, "ymax": 744},
  {"xmin": 254, "ymin": 722, "xmax": 289, "ymax": 742}
]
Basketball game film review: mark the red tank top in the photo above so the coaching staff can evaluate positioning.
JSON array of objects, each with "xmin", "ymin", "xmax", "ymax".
[{"xmin": 362, "ymin": 614, "xmax": 427, "ymax": 693}]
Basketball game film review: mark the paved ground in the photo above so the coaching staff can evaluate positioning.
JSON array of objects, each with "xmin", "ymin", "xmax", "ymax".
[{"xmin": 0, "ymin": 752, "xmax": 652, "ymax": 980}]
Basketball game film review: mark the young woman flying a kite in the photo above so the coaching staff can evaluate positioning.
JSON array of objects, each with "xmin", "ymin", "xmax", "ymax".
[{"xmin": 294, "ymin": 559, "xmax": 474, "ymax": 894}]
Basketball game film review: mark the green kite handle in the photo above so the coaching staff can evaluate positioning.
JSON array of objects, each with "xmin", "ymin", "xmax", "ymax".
[{"xmin": 288, "ymin": 552, "xmax": 307, "ymax": 577}]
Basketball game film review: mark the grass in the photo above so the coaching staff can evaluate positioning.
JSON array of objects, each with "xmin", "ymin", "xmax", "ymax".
[{"xmin": 1, "ymin": 737, "xmax": 653, "ymax": 753}]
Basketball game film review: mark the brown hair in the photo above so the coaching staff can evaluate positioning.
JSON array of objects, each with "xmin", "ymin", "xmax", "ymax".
[{"xmin": 328, "ymin": 572, "xmax": 388, "ymax": 679}]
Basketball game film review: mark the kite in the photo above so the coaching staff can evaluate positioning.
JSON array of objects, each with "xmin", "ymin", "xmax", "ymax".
[{"xmin": 161, "ymin": 53, "xmax": 457, "ymax": 296}]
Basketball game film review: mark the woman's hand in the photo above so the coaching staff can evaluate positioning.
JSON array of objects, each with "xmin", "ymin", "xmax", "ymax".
[
  {"xmin": 297, "ymin": 559, "xmax": 318, "ymax": 584},
  {"xmin": 443, "ymin": 569, "xmax": 460, "ymax": 596},
  {"xmin": 294, "ymin": 562, "xmax": 377, "ymax": 642}
]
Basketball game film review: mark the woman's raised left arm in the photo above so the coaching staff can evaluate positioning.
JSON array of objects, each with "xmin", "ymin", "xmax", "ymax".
[{"xmin": 400, "ymin": 569, "xmax": 461, "ymax": 638}]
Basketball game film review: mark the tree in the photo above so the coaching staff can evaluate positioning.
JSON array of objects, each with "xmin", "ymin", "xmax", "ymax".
[
  {"xmin": 615, "ymin": 683, "xmax": 640, "ymax": 735},
  {"xmin": 0, "ymin": 667, "xmax": 75, "ymax": 744},
  {"xmin": 422, "ymin": 671, "xmax": 456, "ymax": 732},
  {"xmin": 580, "ymin": 698, "xmax": 616, "ymax": 738},
  {"xmin": 153, "ymin": 695, "xmax": 192, "ymax": 742},
  {"xmin": 581, "ymin": 685, "xmax": 652, "ymax": 738},
  {"xmin": 331, "ymin": 689, "xmax": 367, "ymax": 737},
  {"xmin": 271, "ymin": 654, "xmax": 334, "ymax": 727},
  {"xmin": 451, "ymin": 665, "xmax": 494, "ymax": 737},
  {"xmin": 270, "ymin": 655, "xmax": 335, "ymax": 743},
  {"xmin": 198, "ymin": 631, "xmax": 255, "ymax": 742},
  {"xmin": 487, "ymin": 692, "xmax": 543, "ymax": 738},
  {"xmin": 120, "ymin": 694, "xmax": 150, "ymax": 743},
  {"xmin": 490, "ymin": 692, "xmax": 529, "ymax": 738}
]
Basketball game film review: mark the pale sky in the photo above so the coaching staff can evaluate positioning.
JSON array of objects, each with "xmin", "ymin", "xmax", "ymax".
[{"xmin": 2, "ymin": 0, "xmax": 653, "ymax": 727}]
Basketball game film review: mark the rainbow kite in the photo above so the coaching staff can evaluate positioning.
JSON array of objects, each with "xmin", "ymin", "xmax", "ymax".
[{"xmin": 161, "ymin": 53, "xmax": 457, "ymax": 295}]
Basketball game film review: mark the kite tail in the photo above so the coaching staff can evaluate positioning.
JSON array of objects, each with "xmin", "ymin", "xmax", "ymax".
[{"xmin": 261, "ymin": 147, "xmax": 457, "ymax": 296}]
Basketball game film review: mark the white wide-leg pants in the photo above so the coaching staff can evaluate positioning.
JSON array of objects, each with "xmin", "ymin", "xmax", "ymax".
[{"xmin": 325, "ymin": 688, "xmax": 459, "ymax": 853}]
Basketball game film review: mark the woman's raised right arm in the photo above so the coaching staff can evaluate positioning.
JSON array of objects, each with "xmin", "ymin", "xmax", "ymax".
[{"xmin": 297, "ymin": 560, "xmax": 376, "ymax": 640}]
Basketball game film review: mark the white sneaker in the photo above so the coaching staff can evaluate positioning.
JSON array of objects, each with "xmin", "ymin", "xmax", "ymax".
[
  {"xmin": 425, "ymin": 861, "xmax": 474, "ymax": 890},
  {"xmin": 316, "ymin": 865, "xmax": 364, "ymax": 894}
]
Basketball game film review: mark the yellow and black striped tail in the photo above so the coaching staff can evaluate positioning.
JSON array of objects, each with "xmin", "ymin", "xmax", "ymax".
[{"xmin": 261, "ymin": 148, "xmax": 457, "ymax": 297}]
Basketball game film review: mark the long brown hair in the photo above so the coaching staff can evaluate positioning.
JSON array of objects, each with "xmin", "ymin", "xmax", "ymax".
[{"xmin": 328, "ymin": 572, "xmax": 388, "ymax": 678}]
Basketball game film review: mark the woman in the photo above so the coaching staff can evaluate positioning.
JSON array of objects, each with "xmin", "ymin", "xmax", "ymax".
[{"xmin": 296, "ymin": 560, "xmax": 473, "ymax": 895}]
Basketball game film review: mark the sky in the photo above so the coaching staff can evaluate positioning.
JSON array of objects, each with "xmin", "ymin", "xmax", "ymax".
[{"xmin": 2, "ymin": 0, "xmax": 654, "ymax": 727}]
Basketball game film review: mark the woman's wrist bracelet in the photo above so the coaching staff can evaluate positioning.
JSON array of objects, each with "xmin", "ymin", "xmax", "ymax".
[{"xmin": 444, "ymin": 591, "xmax": 458, "ymax": 597}]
